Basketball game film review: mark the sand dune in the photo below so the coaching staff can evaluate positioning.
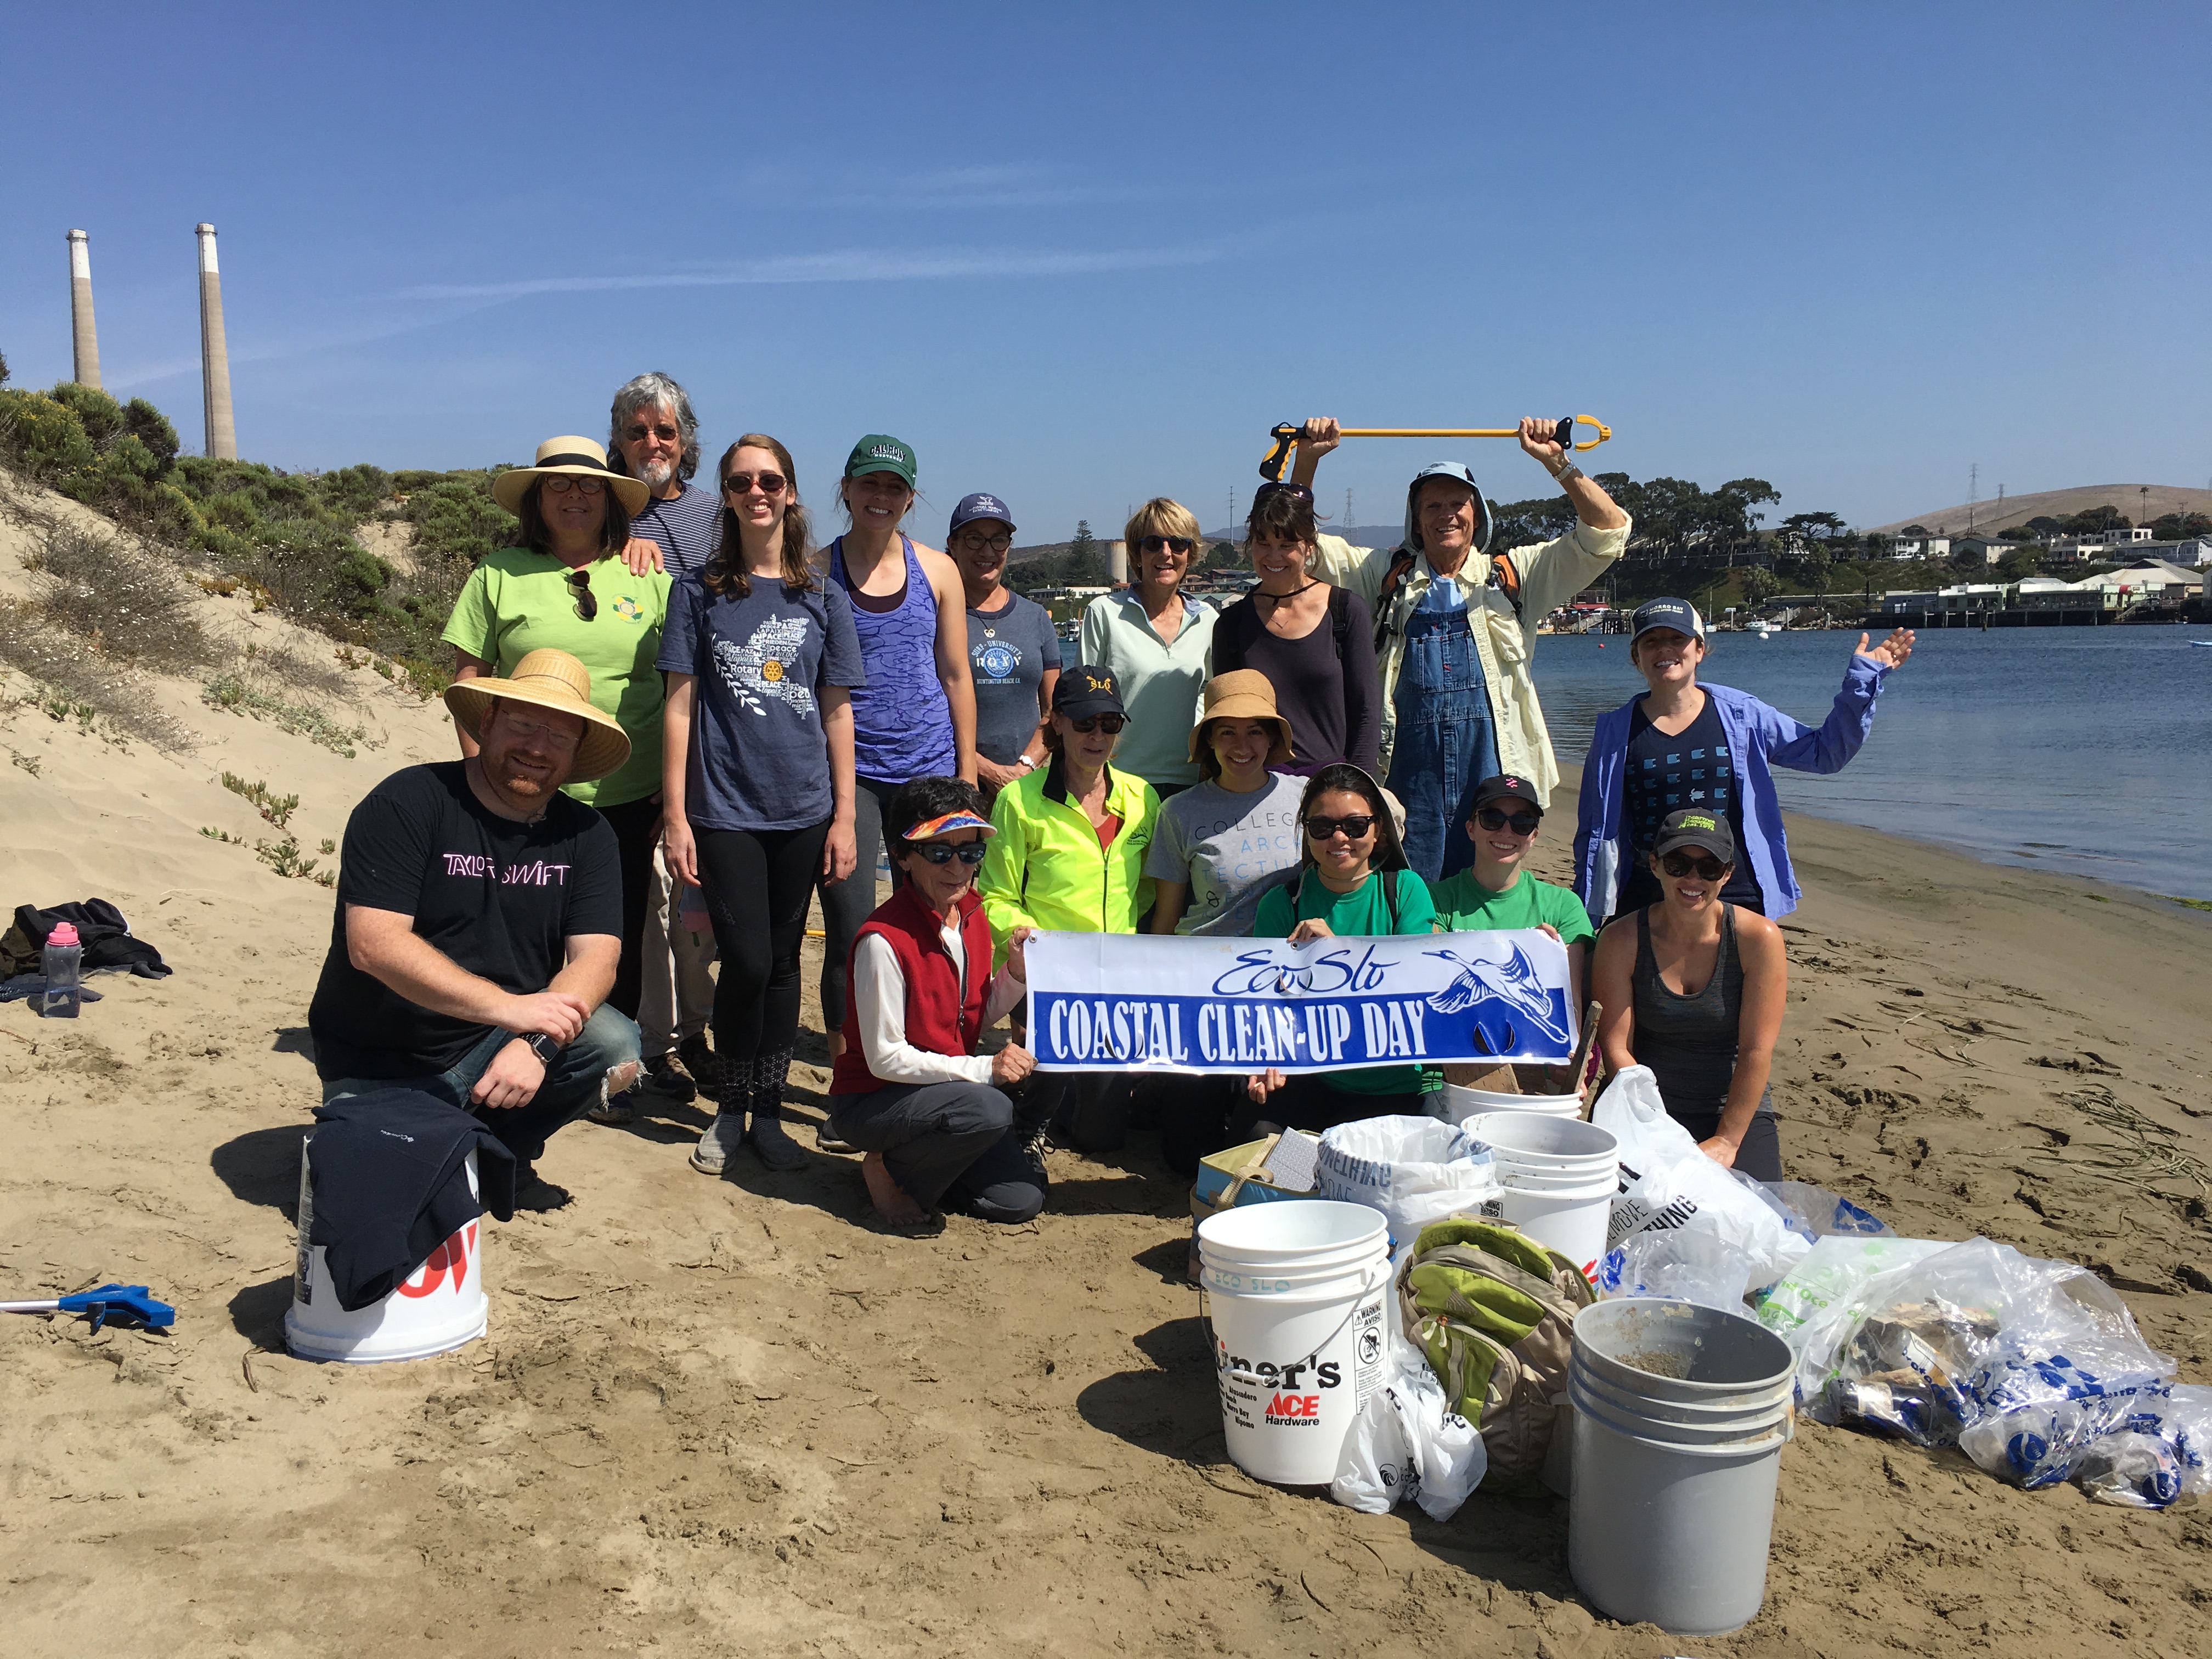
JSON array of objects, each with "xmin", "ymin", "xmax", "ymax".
[{"xmin": 3, "ymin": 464, "xmax": 2208, "ymax": 1658}]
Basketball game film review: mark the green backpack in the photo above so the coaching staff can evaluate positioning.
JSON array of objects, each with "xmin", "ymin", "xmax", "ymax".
[{"xmin": 1397, "ymin": 1217, "xmax": 1594, "ymax": 1493}]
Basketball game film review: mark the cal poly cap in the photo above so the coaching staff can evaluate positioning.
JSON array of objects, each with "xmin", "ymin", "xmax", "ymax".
[
  {"xmin": 949, "ymin": 492, "xmax": 1016, "ymax": 537},
  {"xmin": 844, "ymin": 434, "xmax": 917, "ymax": 488},
  {"xmin": 1630, "ymin": 596, "xmax": 1705, "ymax": 646},
  {"xmin": 1654, "ymin": 808, "xmax": 1736, "ymax": 864},
  {"xmin": 1472, "ymin": 774, "xmax": 1544, "ymax": 814},
  {"xmin": 1052, "ymin": 664, "xmax": 1126, "ymax": 721}
]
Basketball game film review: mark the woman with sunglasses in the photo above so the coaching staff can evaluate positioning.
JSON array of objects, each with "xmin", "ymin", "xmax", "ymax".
[
  {"xmin": 1077, "ymin": 499, "xmax": 1216, "ymax": 797},
  {"xmin": 1430, "ymin": 774, "xmax": 1595, "ymax": 1007},
  {"xmin": 659, "ymin": 436, "xmax": 863, "ymax": 1173},
  {"xmin": 444, "ymin": 435, "xmax": 671, "ymax": 1023},
  {"xmin": 817, "ymin": 435, "xmax": 978, "ymax": 1074},
  {"xmin": 826, "ymin": 777, "xmax": 1048, "ymax": 1230},
  {"xmin": 1238, "ymin": 763, "xmax": 1443, "ymax": 1137},
  {"xmin": 1589, "ymin": 810, "xmax": 1788, "ymax": 1180},
  {"xmin": 1573, "ymin": 595, "xmax": 1914, "ymax": 925},
  {"xmin": 1208, "ymin": 484, "xmax": 1379, "ymax": 775},
  {"xmin": 977, "ymin": 667, "xmax": 1160, "ymax": 1152}
]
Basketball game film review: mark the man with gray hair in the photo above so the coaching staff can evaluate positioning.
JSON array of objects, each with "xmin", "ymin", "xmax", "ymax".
[{"xmin": 595, "ymin": 371, "xmax": 721, "ymax": 1120}]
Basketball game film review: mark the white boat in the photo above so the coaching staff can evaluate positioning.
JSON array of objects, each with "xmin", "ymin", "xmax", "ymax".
[{"xmin": 1746, "ymin": 619, "xmax": 1781, "ymax": 637}]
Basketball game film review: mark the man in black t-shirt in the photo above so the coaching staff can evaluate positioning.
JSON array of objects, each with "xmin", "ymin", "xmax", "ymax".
[{"xmin": 308, "ymin": 649, "xmax": 642, "ymax": 1210}]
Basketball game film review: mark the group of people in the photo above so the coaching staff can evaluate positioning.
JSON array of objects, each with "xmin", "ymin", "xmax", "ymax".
[{"xmin": 304, "ymin": 382, "xmax": 1913, "ymax": 1223}]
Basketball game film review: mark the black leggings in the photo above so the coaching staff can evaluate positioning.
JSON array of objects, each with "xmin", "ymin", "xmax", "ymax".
[
  {"xmin": 693, "ymin": 821, "xmax": 829, "ymax": 1072},
  {"xmin": 1671, "ymin": 1111, "xmax": 1784, "ymax": 1183},
  {"xmin": 594, "ymin": 794, "xmax": 662, "ymax": 1021},
  {"xmin": 817, "ymin": 775, "xmax": 906, "ymax": 1032}
]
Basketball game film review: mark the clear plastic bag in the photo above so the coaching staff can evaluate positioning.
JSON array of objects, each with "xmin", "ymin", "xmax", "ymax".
[
  {"xmin": 1768, "ymin": 1180, "xmax": 1893, "ymax": 1239},
  {"xmin": 1594, "ymin": 1229, "xmax": 1760, "ymax": 1320},
  {"xmin": 1330, "ymin": 1361, "xmax": 1488, "ymax": 1521},
  {"xmin": 1756, "ymin": 1235, "xmax": 1954, "ymax": 1408}
]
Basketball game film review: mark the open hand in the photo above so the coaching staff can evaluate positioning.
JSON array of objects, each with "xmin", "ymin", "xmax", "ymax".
[
  {"xmin": 622, "ymin": 535, "xmax": 666, "ymax": 578},
  {"xmin": 823, "ymin": 819, "xmax": 857, "ymax": 883},
  {"xmin": 1855, "ymin": 627, "xmax": 1914, "ymax": 670}
]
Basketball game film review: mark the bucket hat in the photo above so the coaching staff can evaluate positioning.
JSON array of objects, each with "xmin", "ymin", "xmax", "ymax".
[
  {"xmin": 1401, "ymin": 461, "xmax": 1494, "ymax": 558},
  {"xmin": 442, "ymin": 648, "xmax": 633, "ymax": 783},
  {"xmin": 1187, "ymin": 669, "xmax": 1295, "ymax": 764},
  {"xmin": 492, "ymin": 436, "xmax": 651, "ymax": 517}
]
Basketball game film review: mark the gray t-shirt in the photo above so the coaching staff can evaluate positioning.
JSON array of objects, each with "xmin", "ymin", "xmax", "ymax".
[
  {"xmin": 966, "ymin": 591, "xmax": 1060, "ymax": 765},
  {"xmin": 1144, "ymin": 772, "xmax": 1308, "ymax": 934}
]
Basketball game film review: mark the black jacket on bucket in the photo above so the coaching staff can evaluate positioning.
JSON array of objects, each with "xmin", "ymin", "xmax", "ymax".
[{"xmin": 307, "ymin": 1089, "xmax": 517, "ymax": 1311}]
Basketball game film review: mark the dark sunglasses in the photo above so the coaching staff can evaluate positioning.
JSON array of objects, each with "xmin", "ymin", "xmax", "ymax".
[
  {"xmin": 1138, "ymin": 535, "xmax": 1195, "ymax": 555},
  {"xmin": 1661, "ymin": 851, "xmax": 1728, "ymax": 881},
  {"xmin": 1475, "ymin": 808, "xmax": 1541, "ymax": 835},
  {"xmin": 909, "ymin": 840, "xmax": 988, "ymax": 866},
  {"xmin": 565, "ymin": 568, "xmax": 597, "ymax": 621},
  {"xmin": 1068, "ymin": 714, "xmax": 1126, "ymax": 735},
  {"xmin": 723, "ymin": 471, "xmax": 787, "ymax": 496},
  {"xmin": 1305, "ymin": 813, "xmax": 1376, "ymax": 841}
]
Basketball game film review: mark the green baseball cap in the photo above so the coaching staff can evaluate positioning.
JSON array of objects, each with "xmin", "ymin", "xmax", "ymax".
[{"xmin": 844, "ymin": 434, "xmax": 917, "ymax": 488}]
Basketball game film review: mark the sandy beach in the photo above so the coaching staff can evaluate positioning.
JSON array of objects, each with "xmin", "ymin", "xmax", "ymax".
[{"xmin": 3, "ymin": 473, "xmax": 2209, "ymax": 1659}]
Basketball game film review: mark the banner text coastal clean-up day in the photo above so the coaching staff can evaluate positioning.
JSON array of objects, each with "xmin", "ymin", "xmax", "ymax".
[{"xmin": 1022, "ymin": 930, "xmax": 1577, "ymax": 1074}]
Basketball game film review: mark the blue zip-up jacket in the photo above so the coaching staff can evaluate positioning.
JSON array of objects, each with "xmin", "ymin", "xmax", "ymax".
[{"xmin": 1572, "ymin": 656, "xmax": 1891, "ymax": 923}]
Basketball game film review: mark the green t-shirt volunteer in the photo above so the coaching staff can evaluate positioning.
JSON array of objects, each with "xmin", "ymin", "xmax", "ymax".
[
  {"xmin": 1254, "ymin": 867, "xmax": 1438, "ymax": 1096},
  {"xmin": 1429, "ymin": 870, "xmax": 1595, "ymax": 947},
  {"xmin": 442, "ymin": 547, "xmax": 673, "ymax": 807}
]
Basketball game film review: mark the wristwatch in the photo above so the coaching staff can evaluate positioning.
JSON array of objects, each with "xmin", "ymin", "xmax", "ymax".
[
  {"xmin": 1015, "ymin": 754, "xmax": 1039, "ymax": 772},
  {"xmin": 523, "ymin": 1032, "xmax": 561, "ymax": 1064}
]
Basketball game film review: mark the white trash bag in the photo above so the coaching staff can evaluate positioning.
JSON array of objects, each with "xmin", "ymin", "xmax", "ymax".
[
  {"xmin": 1316, "ymin": 1116, "xmax": 1501, "ymax": 1251},
  {"xmin": 1330, "ymin": 1361, "xmax": 1487, "ymax": 1521}
]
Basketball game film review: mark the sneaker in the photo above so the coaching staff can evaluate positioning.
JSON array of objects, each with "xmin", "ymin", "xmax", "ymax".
[
  {"xmin": 512, "ymin": 1165, "xmax": 574, "ymax": 1212},
  {"xmin": 637, "ymin": 1055, "xmax": 696, "ymax": 1105},
  {"xmin": 690, "ymin": 1110, "xmax": 747, "ymax": 1175},
  {"xmin": 816, "ymin": 1124, "xmax": 858, "ymax": 1155},
  {"xmin": 677, "ymin": 1034, "xmax": 718, "ymax": 1086},
  {"xmin": 748, "ymin": 1111, "xmax": 808, "ymax": 1172},
  {"xmin": 585, "ymin": 1091, "xmax": 635, "ymax": 1126}
]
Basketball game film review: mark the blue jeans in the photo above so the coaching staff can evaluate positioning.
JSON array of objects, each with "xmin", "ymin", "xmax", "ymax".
[
  {"xmin": 1386, "ymin": 605, "xmax": 1500, "ymax": 883},
  {"xmin": 320, "ymin": 1005, "xmax": 641, "ymax": 1167}
]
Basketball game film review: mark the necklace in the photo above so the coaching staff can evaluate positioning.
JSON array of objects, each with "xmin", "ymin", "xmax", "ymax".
[{"xmin": 1256, "ymin": 580, "xmax": 1321, "ymax": 604}]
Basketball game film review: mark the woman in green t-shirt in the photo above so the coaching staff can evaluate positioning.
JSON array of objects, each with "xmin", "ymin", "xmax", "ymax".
[{"xmin": 1240, "ymin": 763, "xmax": 1442, "ymax": 1135}]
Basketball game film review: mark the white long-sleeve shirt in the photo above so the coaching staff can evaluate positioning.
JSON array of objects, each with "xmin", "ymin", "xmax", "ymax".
[{"xmin": 851, "ymin": 918, "xmax": 1026, "ymax": 1087}]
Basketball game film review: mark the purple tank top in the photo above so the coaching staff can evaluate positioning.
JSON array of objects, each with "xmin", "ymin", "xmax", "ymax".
[{"xmin": 831, "ymin": 534, "xmax": 956, "ymax": 783}]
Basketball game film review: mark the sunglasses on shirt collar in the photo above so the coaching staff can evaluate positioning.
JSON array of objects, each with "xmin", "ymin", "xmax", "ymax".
[{"xmin": 565, "ymin": 568, "xmax": 597, "ymax": 621}]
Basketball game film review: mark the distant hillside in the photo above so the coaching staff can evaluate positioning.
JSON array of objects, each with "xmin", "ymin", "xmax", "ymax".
[{"xmin": 1870, "ymin": 484, "xmax": 2212, "ymax": 538}]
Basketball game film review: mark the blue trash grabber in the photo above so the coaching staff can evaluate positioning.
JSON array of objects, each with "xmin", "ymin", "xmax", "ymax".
[{"xmin": 1, "ymin": 1283, "xmax": 176, "ymax": 1331}]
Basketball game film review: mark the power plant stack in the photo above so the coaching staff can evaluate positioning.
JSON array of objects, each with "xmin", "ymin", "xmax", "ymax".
[
  {"xmin": 195, "ymin": 222, "xmax": 238, "ymax": 460},
  {"xmin": 66, "ymin": 230, "xmax": 101, "ymax": 389},
  {"xmin": 1108, "ymin": 539, "xmax": 1128, "ymax": 585}
]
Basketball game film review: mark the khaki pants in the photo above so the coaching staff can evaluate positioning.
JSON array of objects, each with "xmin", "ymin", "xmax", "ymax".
[{"xmin": 637, "ymin": 840, "xmax": 717, "ymax": 1063}]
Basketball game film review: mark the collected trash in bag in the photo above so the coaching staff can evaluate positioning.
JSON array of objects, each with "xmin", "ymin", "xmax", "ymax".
[
  {"xmin": 1959, "ymin": 1384, "xmax": 2212, "ymax": 1508},
  {"xmin": 1330, "ymin": 1357, "xmax": 1488, "ymax": 1520},
  {"xmin": 1593, "ymin": 1229, "xmax": 1760, "ymax": 1321},
  {"xmin": 1590, "ymin": 1068, "xmax": 1810, "ymax": 1294},
  {"xmin": 1768, "ymin": 1180, "xmax": 1892, "ymax": 1240},
  {"xmin": 1395, "ymin": 1217, "xmax": 1592, "ymax": 1493},
  {"xmin": 1316, "ymin": 1116, "xmax": 1501, "ymax": 1250},
  {"xmin": 1756, "ymin": 1234, "xmax": 1954, "ymax": 1406}
]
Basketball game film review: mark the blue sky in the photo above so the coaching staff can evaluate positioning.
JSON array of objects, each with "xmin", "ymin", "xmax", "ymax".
[{"xmin": 3, "ymin": 2, "xmax": 2205, "ymax": 540}]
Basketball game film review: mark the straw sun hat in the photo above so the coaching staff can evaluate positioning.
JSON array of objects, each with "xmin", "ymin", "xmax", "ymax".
[
  {"xmin": 443, "ymin": 648, "xmax": 633, "ymax": 783},
  {"xmin": 491, "ymin": 436, "xmax": 651, "ymax": 517},
  {"xmin": 1187, "ymin": 669, "xmax": 1295, "ymax": 764}
]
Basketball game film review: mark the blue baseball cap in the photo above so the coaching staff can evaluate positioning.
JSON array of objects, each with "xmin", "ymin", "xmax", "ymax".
[
  {"xmin": 1630, "ymin": 596, "xmax": 1705, "ymax": 646},
  {"xmin": 949, "ymin": 492, "xmax": 1016, "ymax": 537}
]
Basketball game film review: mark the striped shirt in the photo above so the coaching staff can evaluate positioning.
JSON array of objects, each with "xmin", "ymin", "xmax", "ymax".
[{"xmin": 630, "ymin": 482, "xmax": 721, "ymax": 579}]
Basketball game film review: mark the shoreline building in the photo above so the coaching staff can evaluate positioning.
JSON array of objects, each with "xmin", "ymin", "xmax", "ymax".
[
  {"xmin": 195, "ymin": 223, "xmax": 238, "ymax": 461},
  {"xmin": 66, "ymin": 230, "xmax": 101, "ymax": 389}
]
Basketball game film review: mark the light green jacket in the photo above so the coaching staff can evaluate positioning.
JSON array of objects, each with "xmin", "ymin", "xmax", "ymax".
[
  {"xmin": 977, "ymin": 757, "xmax": 1159, "ymax": 965},
  {"xmin": 1308, "ymin": 520, "xmax": 1628, "ymax": 804}
]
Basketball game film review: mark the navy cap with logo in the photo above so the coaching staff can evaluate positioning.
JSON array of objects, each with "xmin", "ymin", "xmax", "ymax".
[
  {"xmin": 1653, "ymin": 808, "xmax": 1735, "ymax": 864},
  {"xmin": 949, "ymin": 492, "xmax": 1017, "ymax": 537},
  {"xmin": 1052, "ymin": 664, "xmax": 1125, "ymax": 721},
  {"xmin": 1630, "ymin": 596, "xmax": 1705, "ymax": 646},
  {"xmin": 1472, "ymin": 773, "xmax": 1543, "ymax": 813}
]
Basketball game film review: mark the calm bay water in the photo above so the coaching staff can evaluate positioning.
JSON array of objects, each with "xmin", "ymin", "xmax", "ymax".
[{"xmin": 1532, "ymin": 625, "xmax": 2212, "ymax": 901}]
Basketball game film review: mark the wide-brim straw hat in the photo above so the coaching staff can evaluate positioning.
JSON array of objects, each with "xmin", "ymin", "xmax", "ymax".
[
  {"xmin": 442, "ymin": 648, "xmax": 633, "ymax": 783},
  {"xmin": 492, "ymin": 436, "xmax": 651, "ymax": 517},
  {"xmin": 1188, "ymin": 669, "xmax": 1295, "ymax": 764}
]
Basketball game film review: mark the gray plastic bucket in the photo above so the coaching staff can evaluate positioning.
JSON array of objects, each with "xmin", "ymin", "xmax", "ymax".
[{"xmin": 1567, "ymin": 1299, "xmax": 1795, "ymax": 1637}]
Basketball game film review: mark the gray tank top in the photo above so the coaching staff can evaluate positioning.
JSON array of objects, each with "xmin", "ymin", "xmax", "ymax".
[{"xmin": 1632, "ymin": 905, "xmax": 1772, "ymax": 1121}]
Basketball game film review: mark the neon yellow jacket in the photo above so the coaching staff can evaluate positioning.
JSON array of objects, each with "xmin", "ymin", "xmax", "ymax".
[{"xmin": 977, "ymin": 757, "xmax": 1159, "ymax": 963}]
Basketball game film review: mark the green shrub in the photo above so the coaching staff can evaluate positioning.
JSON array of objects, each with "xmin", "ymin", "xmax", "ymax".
[{"xmin": 0, "ymin": 390, "xmax": 98, "ymax": 480}]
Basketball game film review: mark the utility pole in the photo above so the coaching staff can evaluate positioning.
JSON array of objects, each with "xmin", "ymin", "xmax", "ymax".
[
  {"xmin": 1345, "ymin": 488, "xmax": 1354, "ymax": 533},
  {"xmin": 66, "ymin": 230, "xmax": 101, "ymax": 389},
  {"xmin": 1227, "ymin": 485, "xmax": 1235, "ymax": 538},
  {"xmin": 1967, "ymin": 462, "xmax": 1978, "ymax": 532}
]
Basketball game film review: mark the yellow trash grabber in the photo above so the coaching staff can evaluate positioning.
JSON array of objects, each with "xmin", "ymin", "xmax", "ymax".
[{"xmin": 1259, "ymin": 414, "xmax": 1612, "ymax": 482}]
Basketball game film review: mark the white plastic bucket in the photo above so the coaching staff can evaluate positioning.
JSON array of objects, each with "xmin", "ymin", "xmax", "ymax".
[
  {"xmin": 1465, "ymin": 1115, "xmax": 1620, "ymax": 1275},
  {"xmin": 285, "ymin": 1139, "xmax": 489, "ymax": 1363},
  {"xmin": 1568, "ymin": 1299, "xmax": 1795, "ymax": 1636},
  {"xmin": 1444, "ymin": 1085, "xmax": 1582, "ymax": 1123},
  {"xmin": 1199, "ymin": 1200, "xmax": 1391, "ymax": 1486}
]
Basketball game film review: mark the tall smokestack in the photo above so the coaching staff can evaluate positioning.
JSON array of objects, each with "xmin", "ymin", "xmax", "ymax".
[
  {"xmin": 1108, "ymin": 539, "xmax": 1128, "ymax": 585},
  {"xmin": 66, "ymin": 230, "xmax": 101, "ymax": 389},
  {"xmin": 195, "ymin": 222, "xmax": 238, "ymax": 460}
]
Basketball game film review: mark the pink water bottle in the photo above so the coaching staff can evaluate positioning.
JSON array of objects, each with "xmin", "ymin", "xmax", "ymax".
[{"xmin": 41, "ymin": 922, "xmax": 82, "ymax": 1018}]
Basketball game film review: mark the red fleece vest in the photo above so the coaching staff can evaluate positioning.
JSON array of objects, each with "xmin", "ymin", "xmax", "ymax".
[{"xmin": 828, "ymin": 885, "xmax": 992, "ymax": 1096}]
